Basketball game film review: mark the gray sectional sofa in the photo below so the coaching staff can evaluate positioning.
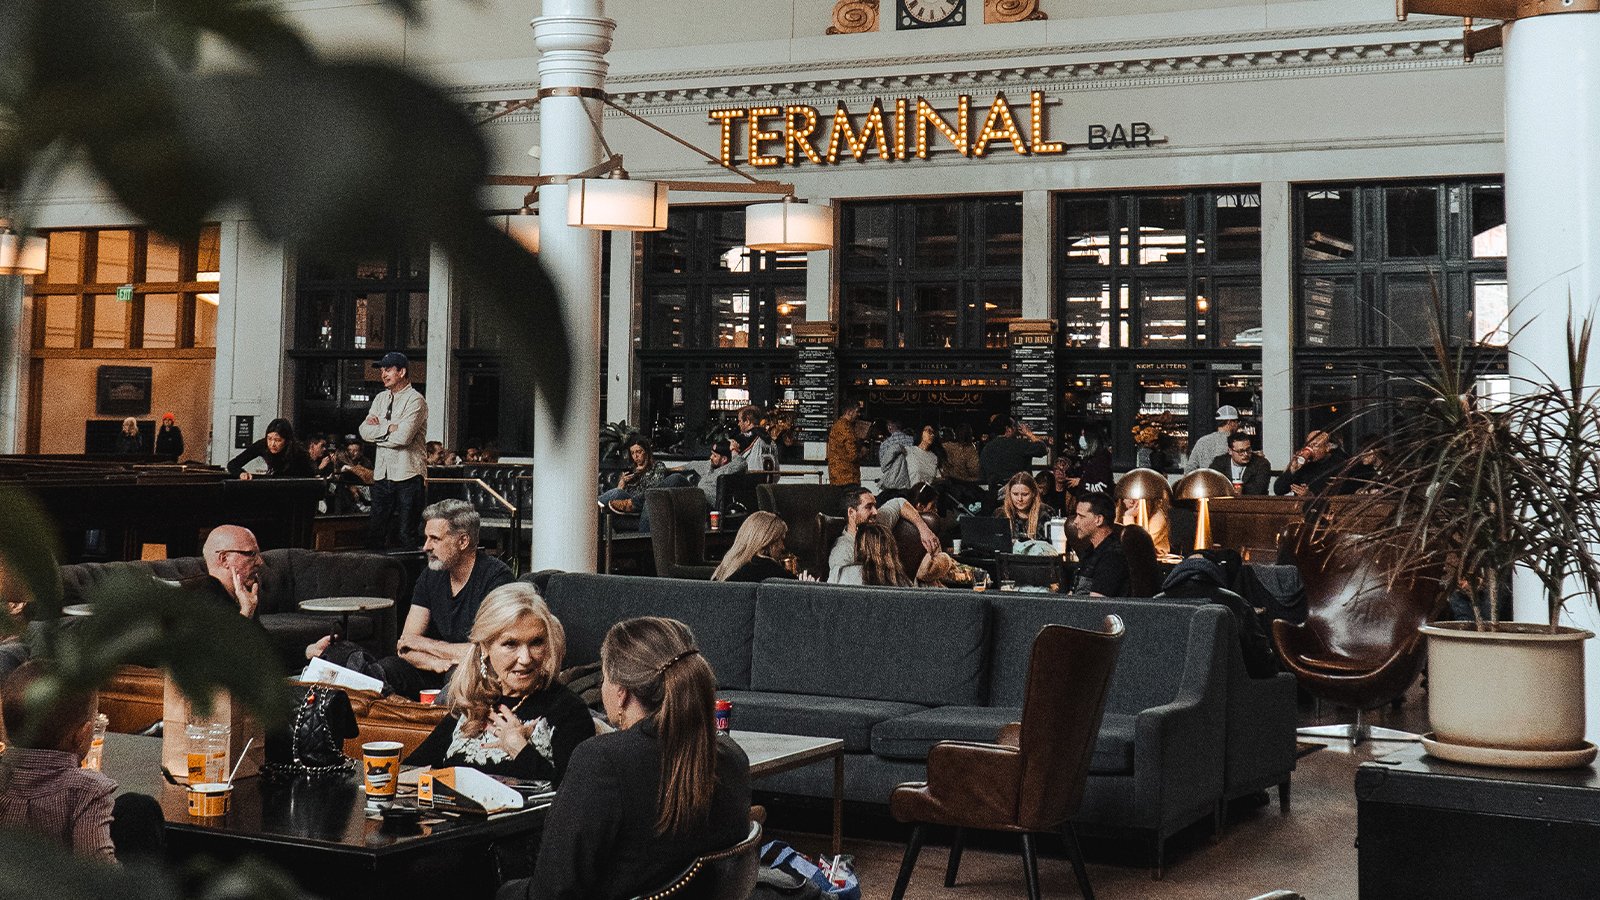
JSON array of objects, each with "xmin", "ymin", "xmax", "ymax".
[
  {"xmin": 59, "ymin": 549, "xmax": 406, "ymax": 667},
  {"xmin": 538, "ymin": 572, "xmax": 1298, "ymax": 870}
]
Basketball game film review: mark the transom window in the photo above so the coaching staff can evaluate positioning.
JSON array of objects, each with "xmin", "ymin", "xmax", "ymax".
[
  {"xmin": 1055, "ymin": 190, "xmax": 1262, "ymax": 349},
  {"xmin": 31, "ymin": 225, "xmax": 220, "ymax": 350},
  {"xmin": 642, "ymin": 207, "xmax": 806, "ymax": 350},
  {"xmin": 840, "ymin": 196, "xmax": 1023, "ymax": 351}
]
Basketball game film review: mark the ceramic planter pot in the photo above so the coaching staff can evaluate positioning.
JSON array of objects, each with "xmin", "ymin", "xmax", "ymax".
[{"xmin": 1419, "ymin": 621, "xmax": 1595, "ymax": 767}]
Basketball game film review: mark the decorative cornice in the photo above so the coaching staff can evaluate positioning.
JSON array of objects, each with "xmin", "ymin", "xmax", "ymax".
[
  {"xmin": 466, "ymin": 36, "xmax": 1496, "ymax": 122},
  {"xmin": 453, "ymin": 18, "xmax": 1463, "ymax": 99}
]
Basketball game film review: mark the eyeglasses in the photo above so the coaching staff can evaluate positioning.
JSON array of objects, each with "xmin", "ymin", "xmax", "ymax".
[
  {"xmin": 1230, "ymin": 447, "xmax": 1252, "ymax": 455},
  {"xmin": 217, "ymin": 548, "xmax": 260, "ymax": 560}
]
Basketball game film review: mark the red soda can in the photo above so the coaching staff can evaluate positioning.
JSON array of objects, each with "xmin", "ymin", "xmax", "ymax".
[
  {"xmin": 709, "ymin": 511, "xmax": 721, "ymax": 531},
  {"xmin": 715, "ymin": 698, "xmax": 732, "ymax": 734}
]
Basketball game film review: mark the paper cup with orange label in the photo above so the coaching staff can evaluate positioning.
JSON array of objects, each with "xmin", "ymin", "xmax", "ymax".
[
  {"xmin": 362, "ymin": 741, "xmax": 403, "ymax": 797},
  {"xmin": 187, "ymin": 783, "xmax": 232, "ymax": 817}
]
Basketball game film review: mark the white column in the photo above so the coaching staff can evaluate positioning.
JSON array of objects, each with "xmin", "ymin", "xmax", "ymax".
[
  {"xmin": 0, "ymin": 278, "xmax": 24, "ymax": 453},
  {"xmin": 604, "ymin": 229, "xmax": 634, "ymax": 425},
  {"xmin": 530, "ymin": 0, "xmax": 612, "ymax": 573},
  {"xmin": 426, "ymin": 244, "xmax": 454, "ymax": 444},
  {"xmin": 1504, "ymin": 13, "xmax": 1600, "ymax": 744},
  {"xmin": 1020, "ymin": 190, "xmax": 1051, "ymax": 320},
  {"xmin": 210, "ymin": 220, "xmax": 288, "ymax": 466},
  {"xmin": 1259, "ymin": 181, "xmax": 1295, "ymax": 468}
]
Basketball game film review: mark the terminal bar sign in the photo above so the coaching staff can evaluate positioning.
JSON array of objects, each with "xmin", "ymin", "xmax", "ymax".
[{"xmin": 709, "ymin": 91, "xmax": 1152, "ymax": 166}]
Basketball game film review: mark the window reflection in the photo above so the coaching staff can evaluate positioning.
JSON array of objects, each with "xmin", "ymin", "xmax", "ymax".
[
  {"xmin": 1302, "ymin": 190, "xmax": 1355, "ymax": 260},
  {"xmin": 1472, "ymin": 185, "xmax": 1506, "ymax": 258},
  {"xmin": 1472, "ymin": 276, "xmax": 1509, "ymax": 346},
  {"xmin": 1060, "ymin": 281, "xmax": 1111, "ymax": 348},
  {"xmin": 1137, "ymin": 196, "xmax": 1188, "ymax": 264},
  {"xmin": 1139, "ymin": 281, "xmax": 1188, "ymax": 347},
  {"xmin": 94, "ymin": 231, "xmax": 132, "ymax": 284},
  {"xmin": 91, "ymin": 294, "xmax": 127, "ymax": 348},
  {"xmin": 1385, "ymin": 186, "xmax": 1439, "ymax": 257}
]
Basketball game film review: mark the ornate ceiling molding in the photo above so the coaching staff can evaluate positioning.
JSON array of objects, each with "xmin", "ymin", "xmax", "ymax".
[
  {"xmin": 466, "ymin": 36, "xmax": 1494, "ymax": 122},
  {"xmin": 453, "ymin": 17, "xmax": 1460, "ymax": 99}
]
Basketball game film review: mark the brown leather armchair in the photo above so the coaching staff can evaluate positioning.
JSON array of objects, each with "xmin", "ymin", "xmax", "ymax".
[
  {"xmin": 1270, "ymin": 524, "xmax": 1444, "ymax": 743},
  {"xmin": 889, "ymin": 616, "xmax": 1125, "ymax": 900}
]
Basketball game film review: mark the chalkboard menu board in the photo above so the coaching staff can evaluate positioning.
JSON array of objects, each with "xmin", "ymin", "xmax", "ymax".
[
  {"xmin": 794, "ymin": 343, "xmax": 837, "ymax": 443},
  {"xmin": 1010, "ymin": 341, "xmax": 1055, "ymax": 433}
]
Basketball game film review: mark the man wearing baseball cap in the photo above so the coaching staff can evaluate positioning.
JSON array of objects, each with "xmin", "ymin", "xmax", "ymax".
[
  {"xmin": 359, "ymin": 351, "xmax": 429, "ymax": 550},
  {"xmin": 1184, "ymin": 404, "xmax": 1242, "ymax": 474}
]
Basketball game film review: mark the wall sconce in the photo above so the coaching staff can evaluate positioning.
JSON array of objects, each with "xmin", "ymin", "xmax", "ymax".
[{"xmin": 0, "ymin": 226, "xmax": 46, "ymax": 276}]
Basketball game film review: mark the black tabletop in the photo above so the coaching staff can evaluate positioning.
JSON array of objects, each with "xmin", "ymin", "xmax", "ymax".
[{"xmin": 103, "ymin": 732, "xmax": 547, "ymax": 859}]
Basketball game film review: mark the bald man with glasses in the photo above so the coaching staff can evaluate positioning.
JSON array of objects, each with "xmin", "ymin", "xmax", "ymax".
[{"xmin": 199, "ymin": 525, "xmax": 264, "ymax": 618}]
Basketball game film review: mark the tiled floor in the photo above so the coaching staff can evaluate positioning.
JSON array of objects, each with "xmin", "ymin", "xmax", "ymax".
[{"xmin": 765, "ymin": 691, "xmax": 1430, "ymax": 900}]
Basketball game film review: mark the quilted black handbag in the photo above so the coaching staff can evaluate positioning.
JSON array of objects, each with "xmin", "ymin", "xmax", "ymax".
[{"xmin": 265, "ymin": 685, "xmax": 360, "ymax": 777}]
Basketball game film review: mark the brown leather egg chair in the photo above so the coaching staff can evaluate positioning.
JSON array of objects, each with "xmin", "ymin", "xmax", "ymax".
[
  {"xmin": 889, "ymin": 617, "xmax": 1126, "ymax": 900},
  {"xmin": 1270, "ymin": 522, "xmax": 1445, "ymax": 743}
]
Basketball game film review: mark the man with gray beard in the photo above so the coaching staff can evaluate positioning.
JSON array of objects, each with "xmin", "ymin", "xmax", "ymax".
[{"xmin": 309, "ymin": 499, "xmax": 512, "ymax": 697}]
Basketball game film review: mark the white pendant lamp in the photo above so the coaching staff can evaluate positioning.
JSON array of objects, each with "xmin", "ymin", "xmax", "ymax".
[
  {"xmin": 745, "ymin": 198, "xmax": 834, "ymax": 252},
  {"xmin": 567, "ymin": 177, "xmax": 668, "ymax": 231},
  {"xmin": 495, "ymin": 212, "xmax": 541, "ymax": 253},
  {"xmin": 0, "ymin": 228, "xmax": 46, "ymax": 276}
]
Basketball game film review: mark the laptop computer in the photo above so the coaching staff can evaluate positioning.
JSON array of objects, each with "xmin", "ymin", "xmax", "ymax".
[{"xmin": 958, "ymin": 516, "xmax": 1015, "ymax": 555}]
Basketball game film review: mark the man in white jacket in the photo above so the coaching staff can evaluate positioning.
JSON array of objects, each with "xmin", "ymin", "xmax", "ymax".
[{"xmin": 360, "ymin": 351, "xmax": 429, "ymax": 550}]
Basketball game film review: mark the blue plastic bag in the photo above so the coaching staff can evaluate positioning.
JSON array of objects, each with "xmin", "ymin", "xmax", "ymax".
[{"xmin": 761, "ymin": 840, "xmax": 862, "ymax": 900}]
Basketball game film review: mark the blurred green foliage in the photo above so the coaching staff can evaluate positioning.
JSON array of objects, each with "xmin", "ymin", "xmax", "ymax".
[{"xmin": 0, "ymin": 1, "xmax": 573, "ymax": 893}]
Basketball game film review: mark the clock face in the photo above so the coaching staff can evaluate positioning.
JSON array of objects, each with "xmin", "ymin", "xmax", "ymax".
[{"xmin": 898, "ymin": 0, "xmax": 964, "ymax": 28}]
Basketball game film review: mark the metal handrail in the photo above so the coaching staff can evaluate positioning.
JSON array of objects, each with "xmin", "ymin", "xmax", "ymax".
[{"xmin": 427, "ymin": 476, "xmax": 523, "ymax": 573}]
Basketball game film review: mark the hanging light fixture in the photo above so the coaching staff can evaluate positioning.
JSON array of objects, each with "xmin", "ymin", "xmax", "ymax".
[
  {"xmin": 746, "ymin": 197, "xmax": 834, "ymax": 252},
  {"xmin": 567, "ymin": 173, "xmax": 668, "ymax": 232},
  {"xmin": 494, "ymin": 211, "xmax": 542, "ymax": 253},
  {"xmin": 0, "ymin": 225, "xmax": 46, "ymax": 276}
]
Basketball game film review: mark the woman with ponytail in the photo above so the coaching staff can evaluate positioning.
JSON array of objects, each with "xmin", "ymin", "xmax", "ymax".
[
  {"xmin": 507, "ymin": 617, "xmax": 750, "ymax": 900},
  {"xmin": 404, "ymin": 583, "xmax": 593, "ymax": 784}
]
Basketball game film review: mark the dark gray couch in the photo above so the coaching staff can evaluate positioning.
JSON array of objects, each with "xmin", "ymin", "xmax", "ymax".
[
  {"xmin": 59, "ymin": 549, "xmax": 406, "ymax": 666},
  {"xmin": 538, "ymin": 573, "xmax": 1296, "ymax": 869}
]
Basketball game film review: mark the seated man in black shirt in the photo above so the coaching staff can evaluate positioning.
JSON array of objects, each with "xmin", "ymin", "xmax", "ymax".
[
  {"xmin": 311, "ymin": 499, "xmax": 512, "ymax": 697},
  {"xmin": 1068, "ymin": 492, "xmax": 1128, "ymax": 597}
]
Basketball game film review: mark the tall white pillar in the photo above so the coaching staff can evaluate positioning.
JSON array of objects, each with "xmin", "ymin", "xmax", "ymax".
[
  {"xmin": 0, "ymin": 278, "xmax": 24, "ymax": 453},
  {"xmin": 1259, "ymin": 181, "xmax": 1295, "ymax": 467},
  {"xmin": 605, "ymin": 229, "xmax": 634, "ymax": 425},
  {"xmin": 211, "ymin": 220, "xmax": 288, "ymax": 466},
  {"xmin": 1503, "ymin": 12, "xmax": 1600, "ymax": 742},
  {"xmin": 530, "ymin": 0, "xmax": 612, "ymax": 573},
  {"xmin": 425, "ymin": 244, "xmax": 454, "ymax": 444},
  {"xmin": 1020, "ymin": 190, "xmax": 1052, "ymax": 320}
]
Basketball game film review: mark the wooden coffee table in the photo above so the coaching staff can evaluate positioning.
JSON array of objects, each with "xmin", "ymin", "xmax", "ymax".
[{"xmin": 732, "ymin": 730, "xmax": 845, "ymax": 856}]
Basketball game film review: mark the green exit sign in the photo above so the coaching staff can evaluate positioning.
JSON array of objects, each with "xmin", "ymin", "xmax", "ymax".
[{"xmin": 116, "ymin": 284, "xmax": 134, "ymax": 302}]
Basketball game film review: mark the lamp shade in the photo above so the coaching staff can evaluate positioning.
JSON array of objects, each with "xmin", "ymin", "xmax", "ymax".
[
  {"xmin": 1174, "ymin": 468, "xmax": 1234, "ymax": 501},
  {"xmin": 1116, "ymin": 468, "xmax": 1171, "ymax": 502},
  {"xmin": 0, "ymin": 231, "xmax": 46, "ymax": 276},
  {"xmin": 745, "ymin": 199, "xmax": 834, "ymax": 251},
  {"xmin": 494, "ymin": 212, "xmax": 541, "ymax": 254},
  {"xmin": 567, "ymin": 178, "xmax": 668, "ymax": 231}
]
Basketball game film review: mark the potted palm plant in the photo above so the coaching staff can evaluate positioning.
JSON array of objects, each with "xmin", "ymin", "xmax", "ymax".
[{"xmin": 1345, "ymin": 309, "xmax": 1600, "ymax": 767}]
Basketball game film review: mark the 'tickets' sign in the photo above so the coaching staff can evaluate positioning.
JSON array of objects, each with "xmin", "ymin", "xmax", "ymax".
[{"xmin": 708, "ymin": 91, "xmax": 1153, "ymax": 167}]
